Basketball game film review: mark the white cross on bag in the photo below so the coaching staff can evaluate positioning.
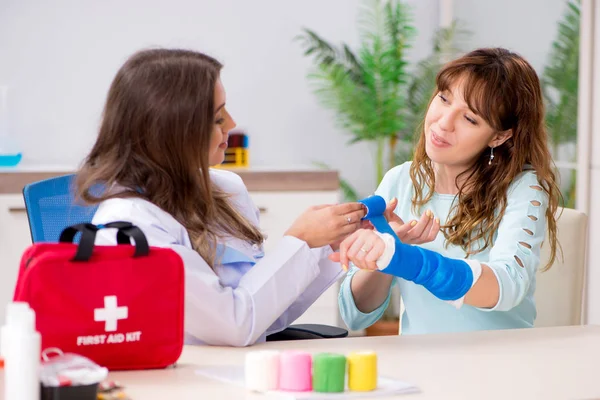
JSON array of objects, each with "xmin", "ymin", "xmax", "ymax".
[{"xmin": 94, "ymin": 295, "xmax": 128, "ymax": 332}]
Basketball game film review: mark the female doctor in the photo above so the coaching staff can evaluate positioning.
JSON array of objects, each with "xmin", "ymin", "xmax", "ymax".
[{"xmin": 75, "ymin": 48, "xmax": 365, "ymax": 347}]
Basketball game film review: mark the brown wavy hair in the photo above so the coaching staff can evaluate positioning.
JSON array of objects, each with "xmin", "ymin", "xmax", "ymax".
[
  {"xmin": 76, "ymin": 48, "xmax": 264, "ymax": 265},
  {"xmin": 410, "ymin": 48, "xmax": 561, "ymax": 270}
]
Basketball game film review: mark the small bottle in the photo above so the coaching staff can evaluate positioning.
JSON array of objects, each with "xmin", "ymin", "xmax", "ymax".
[
  {"xmin": 0, "ymin": 302, "xmax": 30, "ymax": 359},
  {"xmin": 1, "ymin": 302, "xmax": 41, "ymax": 400}
]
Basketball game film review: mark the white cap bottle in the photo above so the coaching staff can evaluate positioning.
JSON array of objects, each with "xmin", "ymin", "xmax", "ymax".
[
  {"xmin": 1, "ymin": 302, "xmax": 41, "ymax": 400},
  {"xmin": 0, "ymin": 302, "xmax": 30, "ymax": 358}
]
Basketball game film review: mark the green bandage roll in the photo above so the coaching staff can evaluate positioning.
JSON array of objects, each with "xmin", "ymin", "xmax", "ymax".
[{"xmin": 312, "ymin": 353, "xmax": 346, "ymax": 393}]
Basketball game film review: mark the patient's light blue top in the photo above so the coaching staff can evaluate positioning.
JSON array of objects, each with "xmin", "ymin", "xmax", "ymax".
[{"xmin": 339, "ymin": 162, "xmax": 549, "ymax": 335}]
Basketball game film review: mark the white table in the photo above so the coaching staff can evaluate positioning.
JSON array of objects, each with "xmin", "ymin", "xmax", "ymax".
[{"xmin": 2, "ymin": 325, "xmax": 599, "ymax": 399}]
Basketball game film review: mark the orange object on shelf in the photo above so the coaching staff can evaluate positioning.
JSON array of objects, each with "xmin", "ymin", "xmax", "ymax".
[{"xmin": 218, "ymin": 147, "xmax": 249, "ymax": 168}]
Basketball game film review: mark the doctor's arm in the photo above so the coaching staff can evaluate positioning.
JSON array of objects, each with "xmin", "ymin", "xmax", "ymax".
[
  {"xmin": 173, "ymin": 237, "xmax": 326, "ymax": 346},
  {"xmin": 265, "ymin": 245, "xmax": 344, "ymax": 334},
  {"xmin": 246, "ymin": 201, "xmax": 359, "ymax": 334},
  {"xmin": 97, "ymin": 216, "xmax": 327, "ymax": 346}
]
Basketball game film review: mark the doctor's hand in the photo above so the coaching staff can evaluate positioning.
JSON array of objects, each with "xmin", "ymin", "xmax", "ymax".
[
  {"xmin": 328, "ymin": 229, "xmax": 385, "ymax": 271},
  {"xmin": 285, "ymin": 203, "xmax": 366, "ymax": 248},
  {"xmin": 385, "ymin": 197, "xmax": 440, "ymax": 245}
]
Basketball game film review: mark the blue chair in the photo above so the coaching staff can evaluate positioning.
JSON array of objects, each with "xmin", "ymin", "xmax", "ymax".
[
  {"xmin": 22, "ymin": 174, "xmax": 348, "ymax": 341},
  {"xmin": 22, "ymin": 174, "xmax": 99, "ymax": 243}
]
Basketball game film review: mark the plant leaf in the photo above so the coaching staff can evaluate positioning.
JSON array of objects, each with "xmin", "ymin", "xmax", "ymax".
[{"xmin": 542, "ymin": 0, "xmax": 580, "ymax": 154}]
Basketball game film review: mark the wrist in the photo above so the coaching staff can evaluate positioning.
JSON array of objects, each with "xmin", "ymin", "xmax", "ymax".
[
  {"xmin": 284, "ymin": 228, "xmax": 313, "ymax": 247},
  {"xmin": 373, "ymin": 232, "xmax": 395, "ymax": 270},
  {"xmin": 284, "ymin": 228, "xmax": 302, "ymax": 241},
  {"xmin": 379, "ymin": 238, "xmax": 423, "ymax": 281}
]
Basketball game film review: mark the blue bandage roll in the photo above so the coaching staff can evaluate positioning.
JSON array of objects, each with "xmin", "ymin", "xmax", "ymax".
[
  {"xmin": 360, "ymin": 195, "xmax": 387, "ymax": 218},
  {"xmin": 357, "ymin": 195, "xmax": 473, "ymax": 301},
  {"xmin": 358, "ymin": 195, "xmax": 397, "ymax": 238}
]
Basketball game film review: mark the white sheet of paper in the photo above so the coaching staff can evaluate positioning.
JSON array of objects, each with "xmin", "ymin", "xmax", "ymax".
[{"xmin": 195, "ymin": 365, "xmax": 420, "ymax": 399}]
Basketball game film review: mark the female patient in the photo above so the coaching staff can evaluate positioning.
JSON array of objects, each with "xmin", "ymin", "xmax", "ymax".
[
  {"xmin": 335, "ymin": 48, "xmax": 561, "ymax": 334},
  {"xmin": 76, "ymin": 48, "xmax": 365, "ymax": 346}
]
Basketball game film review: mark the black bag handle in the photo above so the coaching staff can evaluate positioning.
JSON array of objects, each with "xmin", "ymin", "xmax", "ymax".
[
  {"xmin": 59, "ymin": 221, "xmax": 150, "ymax": 262},
  {"xmin": 59, "ymin": 223, "xmax": 130, "ymax": 244}
]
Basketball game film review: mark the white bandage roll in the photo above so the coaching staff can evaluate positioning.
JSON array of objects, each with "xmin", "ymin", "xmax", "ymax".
[{"xmin": 244, "ymin": 350, "xmax": 281, "ymax": 392}]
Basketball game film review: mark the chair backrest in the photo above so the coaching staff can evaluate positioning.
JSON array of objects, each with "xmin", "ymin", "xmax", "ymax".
[
  {"xmin": 22, "ymin": 174, "xmax": 100, "ymax": 243},
  {"xmin": 534, "ymin": 207, "xmax": 588, "ymax": 327}
]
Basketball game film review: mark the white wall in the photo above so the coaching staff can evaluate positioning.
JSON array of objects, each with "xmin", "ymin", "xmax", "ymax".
[
  {"xmin": 453, "ymin": 0, "xmax": 567, "ymax": 73},
  {"xmin": 0, "ymin": 0, "xmax": 439, "ymax": 198}
]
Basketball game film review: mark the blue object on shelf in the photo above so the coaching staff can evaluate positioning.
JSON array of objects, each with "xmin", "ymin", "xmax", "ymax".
[
  {"xmin": 0, "ymin": 86, "xmax": 21, "ymax": 167},
  {"xmin": 0, "ymin": 153, "xmax": 22, "ymax": 167}
]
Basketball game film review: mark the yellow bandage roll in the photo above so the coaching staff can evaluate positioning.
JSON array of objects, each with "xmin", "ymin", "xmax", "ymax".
[{"xmin": 347, "ymin": 351, "xmax": 378, "ymax": 391}]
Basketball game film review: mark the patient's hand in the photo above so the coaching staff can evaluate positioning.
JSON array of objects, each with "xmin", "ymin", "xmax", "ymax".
[
  {"xmin": 328, "ymin": 229, "xmax": 385, "ymax": 271},
  {"xmin": 330, "ymin": 219, "xmax": 372, "ymax": 251},
  {"xmin": 385, "ymin": 197, "xmax": 440, "ymax": 245}
]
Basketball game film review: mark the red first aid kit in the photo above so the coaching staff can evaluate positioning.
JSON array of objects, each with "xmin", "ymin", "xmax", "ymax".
[{"xmin": 13, "ymin": 222, "xmax": 185, "ymax": 371}]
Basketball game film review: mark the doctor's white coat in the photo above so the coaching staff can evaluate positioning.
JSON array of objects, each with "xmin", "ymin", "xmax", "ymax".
[{"xmin": 91, "ymin": 168, "xmax": 344, "ymax": 347}]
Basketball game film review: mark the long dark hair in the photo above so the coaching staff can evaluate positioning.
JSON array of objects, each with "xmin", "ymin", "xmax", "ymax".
[{"xmin": 77, "ymin": 48, "xmax": 264, "ymax": 264}]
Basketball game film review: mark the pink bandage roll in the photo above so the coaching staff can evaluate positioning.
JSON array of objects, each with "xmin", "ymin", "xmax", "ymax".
[{"xmin": 278, "ymin": 351, "xmax": 312, "ymax": 392}]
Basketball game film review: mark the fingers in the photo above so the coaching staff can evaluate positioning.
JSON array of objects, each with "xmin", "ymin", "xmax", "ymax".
[
  {"xmin": 347, "ymin": 209, "xmax": 366, "ymax": 225},
  {"xmin": 339, "ymin": 230, "xmax": 360, "ymax": 268},
  {"xmin": 384, "ymin": 198, "xmax": 404, "ymax": 226},
  {"xmin": 389, "ymin": 214, "xmax": 404, "ymax": 225},
  {"xmin": 392, "ymin": 220, "xmax": 414, "ymax": 242},
  {"xmin": 330, "ymin": 205, "xmax": 440, "ymax": 249},
  {"xmin": 332, "ymin": 202, "xmax": 366, "ymax": 216},
  {"xmin": 332, "ymin": 208, "xmax": 367, "ymax": 235},
  {"xmin": 406, "ymin": 209, "xmax": 434, "ymax": 239},
  {"xmin": 402, "ymin": 210, "xmax": 441, "ymax": 244},
  {"xmin": 335, "ymin": 229, "xmax": 387, "ymax": 271},
  {"xmin": 346, "ymin": 234, "xmax": 368, "ymax": 269},
  {"xmin": 328, "ymin": 252, "xmax": 341, "ymax": 263},
  {"xmin": 384, "ymin": 197, "xmax": 398, "ymax": 220},
  {"xmin": 389, "ymin": 210, "xmax": 440, "ymax": 245},
  {"xmin": 425, "ymin": 216, "xmax": 441, "ymax": 242},
  {"xmin": 364, "ymin": 238, "xmax": 385, "ymax": 270},
  {"xmin": 346, "ymin": 231, "xmax": 384, "ymax": 271},
  {"xmin": 310, "ymin": 204, "xmax": 335, "ymax": 211},
  {"xmin": 332, "ymin": 209, "xmax": 366, "ymax": 237},
  {"xmin": 327, "ymin": 214, "xmax": 364, "ymax": 249},
  {"xmin": 350, "ymin": 231, "xmax": 377, "ymax": 262},
  {"xmin": 338, "ymin": 221, "xmax": 362, "ymax": 237}
]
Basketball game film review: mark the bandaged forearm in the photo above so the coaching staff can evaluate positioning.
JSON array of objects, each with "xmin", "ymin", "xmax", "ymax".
[
  {"xmin": 374, "ymin": 232, "xmax": 481, "ymax": 302},
  {"xmin": 358, "ymin": 195, "xmax": 481, "ymax": 303}
]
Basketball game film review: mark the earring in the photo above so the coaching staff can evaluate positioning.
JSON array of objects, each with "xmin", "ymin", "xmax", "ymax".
[{"xmin": 488, "ymin": 146, "xmax": 495, "ymax": 165}]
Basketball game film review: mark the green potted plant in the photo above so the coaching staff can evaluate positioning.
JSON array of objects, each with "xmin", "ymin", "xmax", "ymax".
[
  {"xmin": 297, "ymin": 0, "xmax": 416, "ymax": 201},
  {"xmin": 298, "ymin": 1, "xmax": 469, "ymax": 201},
  {"xmin": 297, "ymin": 0, "xmax": 469, "ymax": 334}
]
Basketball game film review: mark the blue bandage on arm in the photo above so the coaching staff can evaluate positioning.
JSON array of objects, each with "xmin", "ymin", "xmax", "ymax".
[{"xmin": 358, "ymin": 195, "xmax": 474, "ymax": 301}]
